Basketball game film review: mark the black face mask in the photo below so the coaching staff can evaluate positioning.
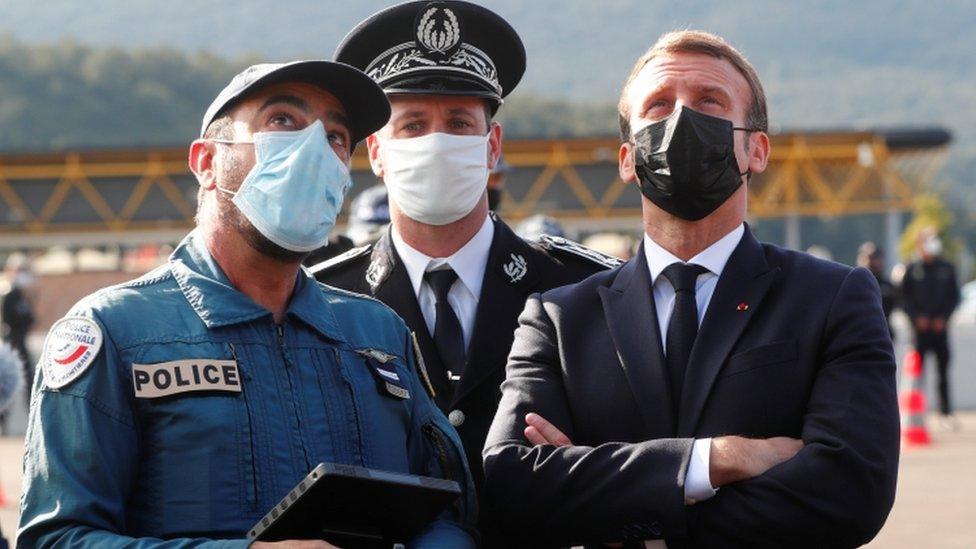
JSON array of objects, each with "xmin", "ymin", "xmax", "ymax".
[
  {"xmin": 632, "ymin": 106, "xmax": 754, "ymax": 221},
  {"xmin": 487, "ymin": 187, "xmax": 503, "ymax": 211}
]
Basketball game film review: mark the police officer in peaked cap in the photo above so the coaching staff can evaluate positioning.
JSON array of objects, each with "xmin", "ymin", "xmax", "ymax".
[
  {"xmin": 311, "ymin": 1, "xmax": 621, "ymax": 545},
  {"xmin": 19, "ymin": 60, "xmax": 477, "ymax": 547}
]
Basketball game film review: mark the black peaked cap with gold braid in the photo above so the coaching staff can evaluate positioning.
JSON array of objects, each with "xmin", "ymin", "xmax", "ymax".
[{"xmin": 334, "ymin": 0, "xmax": 526, "ymax": 113}]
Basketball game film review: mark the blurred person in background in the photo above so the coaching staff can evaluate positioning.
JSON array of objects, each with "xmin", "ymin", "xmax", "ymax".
[
  {"xmin": 0, "ymin": 342, "xmax": 23, "ymax": 548},
  {"xmin": 858, "ymin": 241, "xmax": 896, "ymax": 338},
  {"xmin": 18, "ymin": 60, "xmax": 475, "ymax": 548},
  {"xmin": 1, "ymin": 258, "xmax": 36, "ymax": 404},
  {"xmin": 514, "ymin": 214, "xmax": 565, "ymax": 241},
  {"xmin": 805, "ymin": 244, "xmax": 833, "ymax": 261},
  {"xmin": 344, "ymin": 183, "xmax": 391, "ymax": 246},
  {"xmin": 901, "ymin": 227, "xmax": 960, "ymax": 427},
  {"xmin": 583, "ymin": 232, "xmax": 638, "ymax": 261}
]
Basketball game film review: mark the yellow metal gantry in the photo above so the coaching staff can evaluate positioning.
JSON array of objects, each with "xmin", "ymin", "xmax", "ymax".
[{"xmin": 0, "ymin": 130, "xmax": 950, "ymax": 248}]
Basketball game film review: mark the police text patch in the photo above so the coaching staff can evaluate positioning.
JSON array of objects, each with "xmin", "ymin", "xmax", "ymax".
[
  {"xmin": 132, "ymin": 359, "xmax": 241, "ymax": 398},
  {"xmin": 42, "ymin": 317, "xmax": 104, "ymax": 389}
]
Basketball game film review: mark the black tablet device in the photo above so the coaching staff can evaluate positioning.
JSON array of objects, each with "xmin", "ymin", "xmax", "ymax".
[{"xmin": 247, "ymin": 462, "xmax": 461, "ymax": 548}]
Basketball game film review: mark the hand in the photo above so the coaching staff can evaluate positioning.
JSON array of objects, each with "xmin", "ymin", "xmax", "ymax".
[
  {"xmin": 250, "ymin": 541, "xmax": 341, "ymax": 548},
  {"xmin": 709, "ymin": 436, "xmax": 803, "ymax": 487},
  {"xmin": 932, "ymin": 317, "xmax": 947, "ymax": 332},
  {"xmin": 524, "ymin": 412, "xmax": 573, "ymax": 446},
  {"xmin": 914, "ymin": 315, "xmax": 931, "ymax": 331}
]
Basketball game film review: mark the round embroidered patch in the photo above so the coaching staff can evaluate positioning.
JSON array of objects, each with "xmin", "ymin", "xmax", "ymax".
[{"xmin": 42, "ymin": 317, "xmax": 103, "ymax": 389}]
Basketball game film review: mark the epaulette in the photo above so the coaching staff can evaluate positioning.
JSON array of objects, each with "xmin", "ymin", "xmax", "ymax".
[
  {"xmin": 309, "ymin": 244, "xmax": 372, "ymax": 276},
  {"xmin": 537, "ymin": 234, "xmax": 624, "ymax": 269}
]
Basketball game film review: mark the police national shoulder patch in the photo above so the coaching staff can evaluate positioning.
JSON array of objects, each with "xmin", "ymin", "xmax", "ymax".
[{"xmin": 42, "ymin": 317, "xmax": 104, "ymax": 389}]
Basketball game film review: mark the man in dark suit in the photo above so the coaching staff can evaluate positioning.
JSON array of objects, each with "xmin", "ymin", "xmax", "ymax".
[
  {"xmin": 312, "ymin": 2, "xmax": 618, "ymax": 545},
  {"xmin": 483, "ymin": 30, "xmax": 900, "ymax": 548}
]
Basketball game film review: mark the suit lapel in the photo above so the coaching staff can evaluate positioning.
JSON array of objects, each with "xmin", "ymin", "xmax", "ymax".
[
  {"xmin": 451, "ymin": 217, "xmax": 541, "ymax": 407},
  {"xmin": 677, "ymin": 227, "xmax": 779, "ymax": 435},
  {"xmin": 369, "ymin": 230, "xmax": 453, "ymax": 403},
  {"xmin": 598, "ymin": 244, "xmax": 676, "ymax": 436}
]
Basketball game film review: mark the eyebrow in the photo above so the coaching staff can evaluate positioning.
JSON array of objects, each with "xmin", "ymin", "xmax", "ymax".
[
  {"xmin": 446, "ymin": 107, "xmax": 477, "ymax": 117},
  {"xmin": 258, "ymin": 94, "xmax": 312, "ymax": 114},
  {"xmin": 391, "ymin": 109, "xmax": 427, "ymax": 122},
  {"xmin": 258, "ymin": 94, "xmax": 350, "ymax": 134},
  {"xmin": 693, "ymin": 84, "xmax": 733, "ymax": 103}
]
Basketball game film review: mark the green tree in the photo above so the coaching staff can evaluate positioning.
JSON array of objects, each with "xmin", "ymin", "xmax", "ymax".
[{"xmin": 899, "ymin": 193, "xmax": 958, "ymax": 261}]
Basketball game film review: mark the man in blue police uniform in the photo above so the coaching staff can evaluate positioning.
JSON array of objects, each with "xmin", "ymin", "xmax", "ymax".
[
  {"xmin": 311, "ymin": 2, "xmax": 619, "ymax": 545},
  {"xmin": 484, "ymin": 30, "xmax": 899, "ymax": 547},
  {"xmin": 19, "ymin": 60, "xmax": 476, "ymax": 548}
]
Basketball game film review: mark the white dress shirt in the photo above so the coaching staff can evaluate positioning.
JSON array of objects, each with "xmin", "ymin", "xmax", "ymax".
[
  {"xmin": 391, "ymin": 215, "xmax": 494, "ymax": 352},
  {"xmin": 642, "ymin": 224, "xmax": 745, "ymax": 505}
]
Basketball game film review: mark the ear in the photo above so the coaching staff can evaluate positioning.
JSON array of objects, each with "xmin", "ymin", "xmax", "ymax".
[
  {"xmin": 487, "ymin": 121, "xmax": 503, "ymax": 170},
  {"xmin": 188, "ymin": 139, "xmax": 217, "ymax": 190},
  {"xmin": 747, "ymin": 131, "xmax": 770, "ymax": 175},
  {"xmin": 366, "ymin": 134, "xmax": 384, "ymax": 178},
  {"xmin": 618, "ymin": 141, "xmax": 638, "ymax": 185}
]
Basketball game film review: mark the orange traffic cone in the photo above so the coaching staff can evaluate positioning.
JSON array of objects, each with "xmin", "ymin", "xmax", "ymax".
[{"xmin": 899, "ymin": 349, "xmax": 931, "ymax": 447}]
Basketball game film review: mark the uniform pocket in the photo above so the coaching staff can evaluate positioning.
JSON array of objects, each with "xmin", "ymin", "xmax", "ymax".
[
  {"xmin": 333, "ymin": 348, "xmax": 413, "ymax": 470},
  {"xmin": 129, "ymin": 341, "xmax": 261, "ymax": 533}
]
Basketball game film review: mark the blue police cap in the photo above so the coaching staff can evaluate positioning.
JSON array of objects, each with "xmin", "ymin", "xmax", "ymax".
[
  {"xmin": 350, "ymin": 185, "xmax": 391, "ymax": 226},
  {"xmin": 335, "ymin": 1, "xmax": 525, "ymax": 112},
  {"xmin": 516, "ymin": 214, "xmax": 566, "ymax": 242},
  {"xmin": 200, "ymin": 60, "xmax": 391, "ymax": 145}
]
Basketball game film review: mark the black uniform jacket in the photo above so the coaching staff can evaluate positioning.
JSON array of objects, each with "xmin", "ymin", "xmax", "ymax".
[
  {"xmin": 901, "ymin": 257, "xmax": 959, "ymax": 320},
  {"xmin": 483, "ymin": 226, "xmax": 900, "ymax": 548},
  {"xmin": 312, "ymin": 213, "xmax": 618, "ymax": 544}
]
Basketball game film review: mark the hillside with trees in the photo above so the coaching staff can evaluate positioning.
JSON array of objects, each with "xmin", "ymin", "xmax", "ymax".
[{"xmin": 0, "ymin": 0, "xmax": 972, "ymax": 260}]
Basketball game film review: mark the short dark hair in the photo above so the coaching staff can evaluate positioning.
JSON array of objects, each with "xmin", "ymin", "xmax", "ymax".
[
  {"xmin": 203, "ymin": 114, "xmax": 234, "ymax": 140},
  {"xmin": 618, "ymin": 30, "xmax": 768, "ymax": 142},
  {"xmin": 482, "ymin": 100, "xmax": 493, "ymax": 128}
]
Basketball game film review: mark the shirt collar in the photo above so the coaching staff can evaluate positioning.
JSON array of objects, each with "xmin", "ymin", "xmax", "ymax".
[
  {"xmin": 169, "ymin": 229, "xmax": 343, "ymax": 341},
  {"xmin": 391, "ymin": 214, "xmax": 494, "ymax": 298},
  {"xmin": 643, "ymin": 224, "xmax": 745, "ymax": 284}
]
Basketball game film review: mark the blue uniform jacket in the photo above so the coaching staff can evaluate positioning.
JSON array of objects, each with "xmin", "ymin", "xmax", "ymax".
[{"xmin": 18, "ymin": 230, "xmax": 476, "ymax": 548}]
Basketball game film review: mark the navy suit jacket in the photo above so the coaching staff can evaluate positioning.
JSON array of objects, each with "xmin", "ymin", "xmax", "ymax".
[{"xmin": 483, "ymin": 226, "xmax": 900, "ymax": 548}]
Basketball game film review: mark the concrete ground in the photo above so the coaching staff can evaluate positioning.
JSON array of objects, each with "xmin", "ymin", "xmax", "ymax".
[
  {"xmin": 0, "ymin": 412, "xmax": 972, "ymax": 546},
  {"xmin": 866, "ymin": 412, "xmax": 976, "ymax": 548}
]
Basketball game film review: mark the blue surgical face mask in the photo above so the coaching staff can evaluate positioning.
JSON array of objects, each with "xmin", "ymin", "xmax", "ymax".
[{"xmin": 214, "ymin": 120, "xmax": 352, "ymax": 252}]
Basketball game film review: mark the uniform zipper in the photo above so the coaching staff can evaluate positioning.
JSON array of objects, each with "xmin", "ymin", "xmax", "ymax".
[
  {"xmin": 277, "ymin": 324, "xmax": 313, "ymax": 472},
  {"xmin": 229, "ymin": 342, "xmax": 258, "ymax": 509}
]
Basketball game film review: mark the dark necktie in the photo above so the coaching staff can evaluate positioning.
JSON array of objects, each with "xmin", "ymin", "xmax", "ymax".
[
  {"xmin": 425, "ymin": 268, "xmax": 466, "ymax": 378},
  {"xmin": 662, "ymin": 262, "xmax": 708, "ymax": 410}
]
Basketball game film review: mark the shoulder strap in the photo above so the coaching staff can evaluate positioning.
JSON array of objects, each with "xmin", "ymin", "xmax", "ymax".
[{"xmin": 537, "ymin": 234, "xmax": 624, "ymax": 269}]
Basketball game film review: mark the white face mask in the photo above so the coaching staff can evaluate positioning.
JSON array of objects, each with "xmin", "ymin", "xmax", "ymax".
[
  {"xmin": 924, "ymin": 237, "xmax": 943, "ymax": 257},
  {"xmin": 378, "ymin": 132, "xmax": 489, "ymax": 226}
]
